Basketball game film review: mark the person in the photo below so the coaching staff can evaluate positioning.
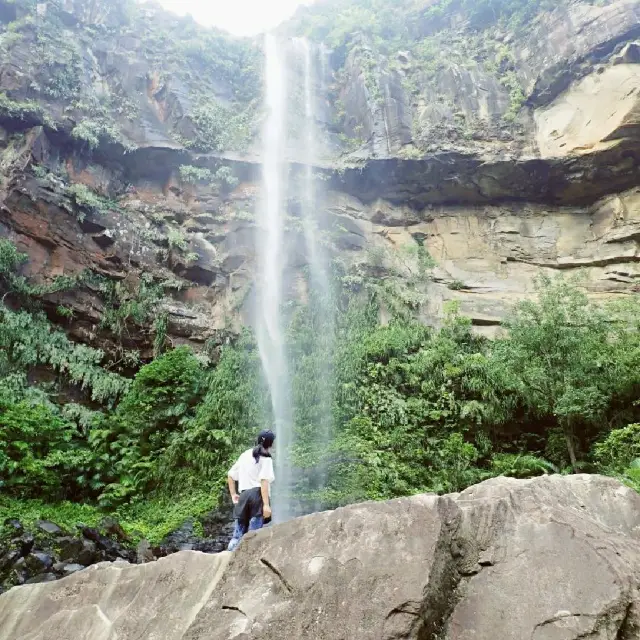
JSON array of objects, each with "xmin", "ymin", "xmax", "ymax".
[{"xmin": 226, "ymin": 429, "xmax": 275, "ymax": 551}]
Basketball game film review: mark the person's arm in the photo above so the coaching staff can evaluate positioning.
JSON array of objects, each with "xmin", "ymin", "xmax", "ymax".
[
  {"xmin": 228, "ymin": 475, "xmax": 239, "ymax": 504},
  {"xmin": 260, "ymin": 479, "xmax": 271, "ymax": 519},
  {"xmin": 228, "ymin": 459, "xmax": 240, "ymax": 504}
]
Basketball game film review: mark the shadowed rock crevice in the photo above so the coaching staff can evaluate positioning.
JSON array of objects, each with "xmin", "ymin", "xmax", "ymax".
[
  {"xmin": 616, "ymin": 602, "xmax": 640, "ymax": 640},
  {"xmin": 414, "ymin": 498, "xmax": 464, "ymax": 640},
  {"xmin": 259, "ymin": 557, "xmax": 295, "ymax": 595}
]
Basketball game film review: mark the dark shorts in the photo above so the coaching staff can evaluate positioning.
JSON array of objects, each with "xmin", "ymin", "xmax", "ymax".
[
  {"xmin": 233, "ymin": 486, "xmax": 263, "ymax": 528},
  {"xmin": 228, "ymin": 486, "xmax": 270, "ymax": 551}
]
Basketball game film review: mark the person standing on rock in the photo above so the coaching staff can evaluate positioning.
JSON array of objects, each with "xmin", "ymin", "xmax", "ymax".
[{"xmin": 226, "ymin": 429, "xmax": 276, "ymax": 551}]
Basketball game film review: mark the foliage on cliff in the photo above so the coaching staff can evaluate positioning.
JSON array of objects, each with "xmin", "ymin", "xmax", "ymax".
[
  {"xmin": 288, "ymin": 0, "xmax": 607, "ymax": 150},
  {"xmin": 0, "ymin": 0, "xmax": 261, "ymax": 154}
]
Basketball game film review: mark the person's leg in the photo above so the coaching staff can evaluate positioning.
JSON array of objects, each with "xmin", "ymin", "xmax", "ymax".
[
  {"xmin": 248, "ymin": 515, "xmax": 264, "ymax": 531},
  {"xmin": 227, "ymin": 520, "xmax": 247, "ymax": 551}
]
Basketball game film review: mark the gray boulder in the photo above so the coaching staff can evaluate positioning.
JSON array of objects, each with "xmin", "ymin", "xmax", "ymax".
[{"xmin": 1, "ymin": 475, "xmax": 639, "ymax": 640}]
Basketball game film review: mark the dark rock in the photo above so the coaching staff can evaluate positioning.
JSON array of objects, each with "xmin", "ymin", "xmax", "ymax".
[
  {"xmin": 92, "ymin": 230, "xmax": 116, "ymax": 248},
  {"xmin": 80, "ymin": 527, "xmax": 132, "ymax": 561},
  {"xmin": 3, "ymin": 519, "xmax": 23, "ymax": 534},
  {"xmin": 200, "ymin": 492, "xmax": 235, "ymax": 552},
  {"xmin": 35, "ymin": 520, "xmax": 62, "ymax": 536},
  {"xmin": 80, "ymin": 526, "xmax": 101, "ymax": 544},
  {"xmin": 13, "ymin": 568, "xmax": 28, "ymax": 586},
  {"xmin": 18, "ymin": 534, "xmax": 35, "ymax": 557},
  {"xmin": 150, "ymin": 546, "xmax": 168, "ymax": 559},
  {"xmin": 77, "ymin": 539, "xmax": 99, "ymax": 566},
  {"xmin": 24, "ymin": 552, "xmax": 53, "ymax": 573},
  {"xmin": 0, "ymin": 550, "xmax": 21, "ymax": 572},
  {"xmin": 193, "ymin": 539, "xmax": 229, "ymax": 554},
  {"xmin": 57, "ymin": 536, "xmax": 99, "ymax": 565},
  {"xmin": 101, "ymin": 517, "xmax": 130, "ymax": 542},
  {"xmin": 57, "ymin": 536, "xmax": 84, "ymax": 561},
  {"xmin": 61, "ymin": 564, "xmax": 86, "ymax": 577},
  {"xmin": 160, "ymin": 519, "xmax": 199, "ymax": 554},
  {"xmin": 25, "ymin": 573, "xmax": 57, "ymax": 585},
  {"xmin": 136, "ymin": 540, "xmax": 155, "ymax": 564}
]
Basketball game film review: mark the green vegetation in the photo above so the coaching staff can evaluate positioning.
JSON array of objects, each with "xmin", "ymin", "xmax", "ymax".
[
  {"xmin": 1, "ymin": 236, "xmax": 639, "ymax": 538},
  {"xmin": 183, "ymin": 102, "xmax": 255, "ymax": 154},
  {"xmin": 292, "ymin": 0, "xmax": 583, "ymax": 148},
  {"xmin": 67, "ymin": 183, "xmax": 119, "ymax": 221},
  {"xmin": 0, "ymin": 239, "xmax": 78, "ymax": 303},
  {"xmin": 448, "ymin": 279, "xmax": 466, "ymax": 291},
  {"xmin": 71, "ymin": 119, "xmax": 132, "ymax": 150},
  {"xmin": 501, "ymin": 70, "xmax": 527, "ymax": 122},
  {"xmin": 178, "ymin": 164, "xmax": 240, "ymax": 190},
  {"xmin": 1, "ymin": 0, "xmax": 638, "ymax": 542},
  {"xmin": 32, "ymin": 11, "xmax": 84, "ymax": 101},
  {"xmin": 93, "ymin": 274, "xmax": 165, "ymax": 350},
  {"xmin": 310, "ymin": 278, "xmax": 640, "ymax": 505},
  {"xmin": 291, "ymin": 0, "xmax": 572, "ymax": 49},
  {"xmin": 0, "ymin": 0, "xmax": 259, "ymax": 153},
  {"xmin": 0, "ymin": 239, "xmax": 262, "ymax": 540},
  {"xmin": 179, "ymin": 165, "xmax": 214, "ymax": 184},
  {"xmin": 0, "ymin": 92, "xmax": 55, "ymax": 128}
]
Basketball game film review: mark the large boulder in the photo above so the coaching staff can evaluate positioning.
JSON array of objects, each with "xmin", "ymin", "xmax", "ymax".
[{"xmin": 1, "ymin": 475, "xmax": 640, "ymax": 639}]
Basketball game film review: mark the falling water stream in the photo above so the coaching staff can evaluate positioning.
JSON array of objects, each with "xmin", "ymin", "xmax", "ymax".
[
  {"xmin": 297, "ymin": 38, "xmax": 335, "ymax": 509},
  {"xmin": 256, "ymin": 33, "xmax": 293, "ymax": 523},
  {"xmin": 255, "ymin": 35, "xmax": 334, "ymax": 522}
]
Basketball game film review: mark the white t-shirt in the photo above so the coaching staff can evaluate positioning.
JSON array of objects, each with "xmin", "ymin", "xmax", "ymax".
[{"xmin": 228, "ymin": 448, "xmax": 275, "ymax": 493}]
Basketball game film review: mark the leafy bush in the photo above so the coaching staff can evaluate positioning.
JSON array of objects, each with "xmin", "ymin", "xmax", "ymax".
[
  {"xmin": 0, "ymin": 92, "xmax": 55, "ymax": 128},
  {"xmin": 178, "ymin": 164, "xmax": 240, "ymax": 190},
  {"xmin": 3, "ymin": 231, "xmax": 640, "ymax": 537},
  {"xmin": 95, "ymin": 275, "xmax": 164, "ymax": 343},
  {"xmin": 0, "ymin": 488, "xmax": 219, "ymax": 545},
  {"xmin": 0, "ymin": 238, "xmax": 80, "ymax": 302},
  {"xmin": 0, "ymin": 498, "xmax": 102, "ymax": 535},
  {"xmin": 167, "ymin": 228, "xmax": 188, "ymax": 251},
  {"xmin": 0, "ymin": 395, "xmax": 93, "ymax": 499},
  {"xmin": 490, "ymin": 453, "xmax": 557, "ymax": 479},
  {"xmin": 177, "ymin": 332, "xmax": 269, "ymax": 483},
  {"xmin": 213, "ymin": 166, "xmax": 239, "ymax": 190},
  {"xmin": 179, "ymin": 165, "xmax": 213, "ymax": 184},
  {"xmin": 186, "ymin": 101, "xmax": 253, "ymax": 153},
  {"xmin": 0, "ymin": 305, "xmax": 129, "ymax": 402},
  {"xmin": 593, "ymin": 424, "xmax": 640, "ymax": 473},
  {"xmin": 91, "ymin": 347, "xmax": 206, "ymax": 505},
  {"xmin": 67, "ymin": 183, "xmax": 118, "ymax": 221},
  {"xmin": 71, "ymin": 119, "xmax": 132, "ymax": 150}
]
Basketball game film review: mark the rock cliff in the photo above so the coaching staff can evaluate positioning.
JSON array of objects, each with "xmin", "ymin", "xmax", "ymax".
[
  {"xmin": 2, "ymin": 474, "xmax": 640, "ymax": 639},
  {"xmin": 0, "ymin": 0, "xmax": 638, "ymax": 348}
]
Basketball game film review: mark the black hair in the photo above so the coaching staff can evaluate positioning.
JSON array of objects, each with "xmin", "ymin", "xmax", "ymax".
[{"xmin": 253, "ymin": 429, "xmax": 275, "ymax": 463}]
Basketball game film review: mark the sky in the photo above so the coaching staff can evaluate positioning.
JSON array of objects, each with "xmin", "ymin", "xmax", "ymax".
[{"xmin": 153, "ymin": 0, "xmax": 313, "ymax": 36}]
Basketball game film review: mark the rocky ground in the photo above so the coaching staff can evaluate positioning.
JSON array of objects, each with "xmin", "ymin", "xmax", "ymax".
[
  {"xmin": 1, "ymin": 475, "xmax": 639, "ymax": 640},
  {"xmin": 0, "ymin": 504, "xmax": 234, "ymax": 594}
]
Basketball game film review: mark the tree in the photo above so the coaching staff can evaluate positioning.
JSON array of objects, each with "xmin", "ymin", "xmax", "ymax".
[{"xmin": 490, "ymin": 276, "xmax": 635, "ymax": 469}]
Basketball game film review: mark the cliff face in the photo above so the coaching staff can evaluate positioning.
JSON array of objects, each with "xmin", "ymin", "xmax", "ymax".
[{"xmin": 0, "ymin": 0, "xmax": 639, "ymax": 351}]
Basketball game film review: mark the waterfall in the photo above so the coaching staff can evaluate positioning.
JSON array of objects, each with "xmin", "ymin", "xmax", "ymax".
[
  {"xmin": 256, "ymin": 35, "xmax": 334, "ymax": 522},
  {"xmin": 297, "ymin": 38, "xmax": 335, "ymax": 509},
  {"xmin": 256, "ymin": 33, "xmax": 293, "ymax": 523}
]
